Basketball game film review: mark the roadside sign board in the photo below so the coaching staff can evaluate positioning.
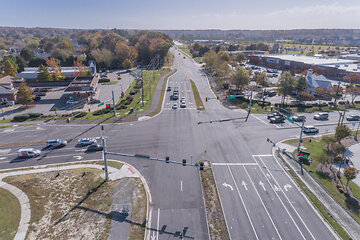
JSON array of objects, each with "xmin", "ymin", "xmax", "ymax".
[
  {"xmin": 98, "ymin": 102, "xmax": 104, "ymax": 107},
  {"xmin": 298, "ymin": 151, "xmax": 310, "ymax": 158},
  {"xmin": 286, "ymin": 117, "xmax": 294, "ymax": 124},
  {"xmin": 227, "ymin": 95, "xmax": 236, "ymax": 99}
]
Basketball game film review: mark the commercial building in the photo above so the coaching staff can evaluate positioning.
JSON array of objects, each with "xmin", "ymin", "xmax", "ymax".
[
  {"xmin": 0, "ymin": 76, "xmax": 17, "ymax": 105},
  {"xmin": 249, "ymin": 54, "xmax": 360, "ymax": 80}
]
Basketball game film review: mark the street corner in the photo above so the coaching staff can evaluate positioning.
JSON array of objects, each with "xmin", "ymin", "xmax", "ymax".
[{"xmin": 108, "ymin": 163, "xmax": 140, "ymax": 180}]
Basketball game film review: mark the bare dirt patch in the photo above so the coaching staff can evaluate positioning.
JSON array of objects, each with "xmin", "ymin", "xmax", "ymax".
[{"xmin": 3, "ymin": 168, "xmax": 117, "ymax": 240}]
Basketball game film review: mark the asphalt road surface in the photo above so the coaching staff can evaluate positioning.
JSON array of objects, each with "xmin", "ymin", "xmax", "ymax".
[{"xmin": 0, "ymin": 47, "xmax": 340, "ymax": 240}]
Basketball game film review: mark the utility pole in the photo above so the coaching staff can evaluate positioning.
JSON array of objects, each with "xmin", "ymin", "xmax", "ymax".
[
  {"xmin": 297, "ymin": 118, "xmax": 306, "ymax": 175},
  {"xmin": 112, "ymin": 90, "xmax": 116, "ymax": 117},
  {"xmin": 141, "ymin": 70, "xmax": 144, "ymax": 107},
  {"xmin": 355, "ymin": 121, "xmax": 360, "ymax": 141},
  {"xmin": 246, "ymin": 88, "xmax": 253, "ymax": 122},
  {"xmin": 101, "ymin": 136, "xmax": 109, "ymax": 181}
]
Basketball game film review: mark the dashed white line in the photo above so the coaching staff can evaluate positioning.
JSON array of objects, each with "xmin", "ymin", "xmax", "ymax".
[
  {"xmin": 251, "ymin": 114, "xmax": 269, "ymax": 125},
  {"xmin": 212, "ymin": 163, "xmax": 258, "ymax": 166}
]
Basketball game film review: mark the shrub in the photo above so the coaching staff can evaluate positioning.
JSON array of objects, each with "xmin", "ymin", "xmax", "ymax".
[
  {"xmin": 73, "ymin": 112, "xmax": 87, "ymax": 118},
  {"xmin": 99, "ymin": 78, "xmax": 110, "ymax": 83},
  {"xmin": 116, "ymin": 105, "xmax": 127, "ymax": 110},
  {"xmin": 28, "ymin": 113, "xmax": 43, "ymax": 118},
  {"xmin": 336, "ymin": 183, "xmax": 342, "ymax": 189},
  {"xmin": 13, "ymin": 114, "xmax": 30, "ymax": 122},
  {"xmin": 129, "ymin": 88, "xmax": 139, "ymax": 95},
  {"xmin": 339, "ymin": 187, "xmax": 344, "ymax": 193},
  {"xmin": 93, "ymin": 108, "xmax": 111, "ymax": 115}
]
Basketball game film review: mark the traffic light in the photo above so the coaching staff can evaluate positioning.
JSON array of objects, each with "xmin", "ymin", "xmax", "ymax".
[
  {"xmin": 106, "ymin": 104, "xmax": 111, "ymax": 109},
  {"xmin": 182, "ymin": 159, "xmax": 186, "ymax": 166},
  {"xmin": 205, "ymin": 97, "xmax": 208, "ymax": 102},
  {"xmin": 166, "ymin": 156, "xmax": 169, "ymax": 163},
  {"xmin": 226, "ymin": 95, "xmax": 228, "ymax": 99},
  {"xmin": 199, "ymin": 161, "xmax": 204, "ymax": 170}
]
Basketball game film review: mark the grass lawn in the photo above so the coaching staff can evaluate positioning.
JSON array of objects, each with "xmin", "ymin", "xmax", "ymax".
[
  {"xmin": 190, "ymin": 79, "xmax": 205, "ymax": 110},
  {"xmin": 0, "ymin": 125, "xmax": 12, "ymax": 128},
  {"xmin": 178, "ymin": 45, "xmax": 192, "ymax": 57},
  {"xmin": 0, "ymin": 188, "xmax": 20, "ymax": 240},
  {"xmin": 284, "ymin": 134, "xmax": 360, "ymax": 224},
  {"xmin": 100, "ymin": 81, "xmax": 119, "ymax": 85}
]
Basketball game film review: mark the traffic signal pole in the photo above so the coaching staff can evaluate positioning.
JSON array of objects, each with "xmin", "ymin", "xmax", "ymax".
[
  {"xmin": 101, "ymin": 136, "xmax": 109, "ymax": 181},
  {"xmin": 112, "ymin": 90, "xmax": 116, "ymax": 117},
  {"xmin": 298, "ymin": 118, "xmax": 305, "ymax": 175},
  {"xmin": 246, "ymin": 88, "xmax": 253, "ymax": 122}
]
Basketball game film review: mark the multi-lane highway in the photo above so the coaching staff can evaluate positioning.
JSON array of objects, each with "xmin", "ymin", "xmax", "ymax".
[{"xmin": 0, "ymin": 47, "xmax": 346, "ymax": 239}]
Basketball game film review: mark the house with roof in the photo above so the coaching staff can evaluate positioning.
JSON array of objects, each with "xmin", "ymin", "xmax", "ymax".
[
  {"xmin": 0, "ymin": 75, "xmax": 17, "ymax": 105},
  {"xmin": 306, "ymin": 69, "xmax": 332, "ymax": 92}
]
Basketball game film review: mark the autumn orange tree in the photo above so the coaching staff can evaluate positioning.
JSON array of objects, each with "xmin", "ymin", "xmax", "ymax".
[
  {"xmin": 343, "ymin": 167, "xmax": 359, "ymax": 189},
  {"xmin": 346, "ymin": 86, "xmax": 360, "ymax": 104},
  {"xmin": 46, "ymin": 58, "xmax": 65, "ymax": 80},
  {"xmin": 73, "ymin": 60, "xmax": 90, "ymax": 77}
]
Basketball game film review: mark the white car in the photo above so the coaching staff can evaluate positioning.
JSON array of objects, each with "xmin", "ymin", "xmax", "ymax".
[
  {"xmin": 77, "ymin": 138, "xmax": 97, "ymax": 146},
  {"xmin": 18, "ymin": 148, "xmax": 41, "ymax": 158},
  {"xmin": 303, "ymin": 125, "xmax": 319, "ymax": 133},
  {"xmin": 172, "ymin": 103, "xmax": 178, "ymax": 109},
  {"xmin": 66, "ymin": 100, "xmax": 78, "ymax": 104},
  {"xmin": 314, "ymin": 112, "xmax": 328, "ymax": 120},
  {"xmin": 180, "ymin": 102, "xmax": 186, "ymax": 108},
  {"xmin": 46, "ymin": 139, "xmax": 67, "ymax": 148}
]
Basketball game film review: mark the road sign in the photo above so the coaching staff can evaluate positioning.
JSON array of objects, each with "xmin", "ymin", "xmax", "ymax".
[
  {"xmin": 98, "ymin": 102, "xmax": 104, "ymax": 107},
  {"xmin": 227, "ymin": 95, "xmax": 236, "ymax": 99},
  {"xmin": 298, "ymin": 150, "xmax": 310, "ymax": 158},
  {"xmin": 286, "ymin": 117, "xmax": 294, "ymax": 124}
]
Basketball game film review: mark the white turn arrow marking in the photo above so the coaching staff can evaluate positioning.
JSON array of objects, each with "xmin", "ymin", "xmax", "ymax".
[
  {"xmin": 36, "ymin": 127, "xmax": 44, "ymax": 130},
  {"xmin": 266, "ymin": 173, "xmax": 271, "ymax": 179},
  {"xmin": 222, "ymin": 183, "xmax": 234, "ymax": 191},
  {"xmin": 241, "ymin": 181, "xmax": 248, "ymax": 191},
  {"xmin": 273, "ymin": 185, "xmax": 280, "ymax": 192},
  {"xmin": 73, "ymin": 155, "xmax": 83, "ymax": 160},
  {"xmin": 0, "ymin": 157, "xmax": 6, "ymax": 160},
  {"xmin": 284, "ymin": 184, "xmax": 292, "ymax": 191},
  {"xmin": 259, "ymin": 181, "xmax": 266, "ymax": 191},
  {"xmin": 4, "ymin": 129, "xmax": 15, "ymax": 132},
  {"xmin": 151, "ymin": 232, "xmax": 156, "ymax": 240}
]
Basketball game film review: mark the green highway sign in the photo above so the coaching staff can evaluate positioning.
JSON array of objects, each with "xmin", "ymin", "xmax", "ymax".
[
  {"xmin": 286, "ymin": 117, "xmax": 294, "ymax": 123},
  {"xmin": 98, "ymin": 102, "xmax": 105, "ymax": 107},
  {"xmin": 227, "ymin": 95, "xmax": 236, "ymax": 100}
]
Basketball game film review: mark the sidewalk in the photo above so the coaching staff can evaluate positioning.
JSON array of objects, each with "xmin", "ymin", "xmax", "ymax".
[
  {"xmin": 277, "ymin": 150, "xmax": 360, "ymax": 240},
  {"xmin": 0, "ymin": 161, "xmax": 145, "ymax": 240}
]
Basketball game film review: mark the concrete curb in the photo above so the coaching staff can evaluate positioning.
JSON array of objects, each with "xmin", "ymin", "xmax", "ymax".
[{"xmin": 0, "ymin": 160, "xmax": 151, "ymax": 240}]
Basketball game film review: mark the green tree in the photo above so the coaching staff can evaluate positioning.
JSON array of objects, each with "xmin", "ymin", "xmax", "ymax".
[
  {"xmin": 4, "ymin": 59, "xmax": 17, "ymax": 77},
  {"xmin": 203, "ymin": 50, "xmax": 218, "ymax": 69},
  {"xmin": 278, "ymin": 71, "xmax": 295, "ymax": 104},
  {"xmin": 343, "ymin": 167, "xmax": 359, "ymax": 189},
  {"xmin": 296, "ymin": 75, "xmax": 308, "ymax": 92},
  {"xmin": 255, "ymin": 72, "xmax": 268, "ymax": 87},
  {"xmin": 314, "ymin": 87, "xmax": 331, "ymax": 104},
  {"xmin": 236, "ymin": 53, "xmax": 246, "ymax": 63},
  {"xmin": 218, "ymin": 51, "xmax": 230, "ymax": 62},
  {"xmin": 20, "ymin": 48, "xmax": 35, "ymax": 62},
  {"xmin": 230, "ymin": 67, "xmax": 249, "ymax": 91},
  {"xmin": 335, "ymin": 125, "xmax": 351, "ymax": 143},
  {"xmin": 17, "ymin": 82, "xmax": 33, "ymax": 106},
  {"xmin": 346, "ymin": 87, "xmax": 360, "ymax": 104},
  {"xmin": 37, "ymin": 64, "xmax": 52, "ymax": 81},
  {"xmin": 122, "ymin": 58, "xmax": 133, "ymax": 69}
]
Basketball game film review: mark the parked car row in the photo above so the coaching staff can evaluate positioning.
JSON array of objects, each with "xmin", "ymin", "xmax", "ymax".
[{"xmin": 17, "ymin": 138, "xmax": 103, "ymax": 158}]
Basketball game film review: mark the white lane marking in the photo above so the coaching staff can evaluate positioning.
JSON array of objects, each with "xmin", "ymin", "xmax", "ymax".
[
  {"xmin": 181, "ymin": 181, "xmax": 183, "ymax": 191},
  {"xmin": 253, "ymin": 154, "xmax": 273, "ymax": 157},
  {"xmin": 241, "ymin": 181, "xmax": 248, "ymax": 191},
  {"xmin": 251, "ymin": 114, "xmax": 269, "ymax": 125},
  {"xmin": 243, "ymin": 166, "xmax": 283, "ymax": 240},
  {"xmin": 255, "ymin": 156, "xmax": 312, "ymax": 240},
  {"xmin": 212, "ymin": 163, "xmax": 258, "ymax": 166},
  {"xmin": 228, "ymin": 165, "xmax": 259, "ymax": 240},
  {"xmin": 73, "ymin": 155, "xmax": 83, "ymax": 160},
  {"xmin": 259, "ymin": 181, "xmax": 266, "ymax": 191},
  {"xmin": 156, "ymin": 208, "xmax": 160, "ymax": 240},
  {"xmin": 284, "ymin": 184, "xmax": 292, "ymax": 191},
  {"xmin": 222, "ymin": 182, "xmax": 234, "ymax": 191}
]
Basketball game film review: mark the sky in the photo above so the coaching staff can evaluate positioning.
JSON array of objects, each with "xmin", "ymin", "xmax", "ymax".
[{"xmin": 1, "ymin": 0, "xmax": 360, "ymax": 30}]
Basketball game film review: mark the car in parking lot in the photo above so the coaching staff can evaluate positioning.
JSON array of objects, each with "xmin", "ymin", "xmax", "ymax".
[
  {"xmin": 86, "ymin": 144, "xmax": 103, "ymax": 152},
  {"xmin": 267, "ymin": 112, "xmax": 281, "ymax": 119},
  {"xmin": 33, "ymin": 95, "xmax": 41, "ymax": 101},
  {"xmin": 172, "ymin": 103, "xmax": 178, "ymax": 109},
  {"xmin": 18, "ymin": 148, "xmax": 41, "ymax": 158},
  {"xmin": 303, "ymin": 125, "xmax": 319, "ymax": 133},
  {"xmin": 269, "ymin": 116, "xmax": 285, "ymax": 123},
  {"xmin": 314, "ymin": 112, "xmax": 329, "ymax": 120},
  {"xmin": 66, "ymin": 100, "xmax": 79, "ymax": 104},
  {"xmin": 46, "ymin": 139, "xmax": 67, "ymax": 148},
  {"xmin": 117, "ymin": 75, "xmax": 122, "ymax": 79},
  {"xmin": 292, "ymin": 115, "xmax": 306, "ymax": 122},
  {"xmin": 89, "ymin": 98, "xmax": 101, "ymax": 104},
  {"xmin": 346, "ymin": 115, "xmax": 360, "ymax": 121},
  {"xmin": 77, "ymin": 138, "xmax": 97, "ymax": 146}
]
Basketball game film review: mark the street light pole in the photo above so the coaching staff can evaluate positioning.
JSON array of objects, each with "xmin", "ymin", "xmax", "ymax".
[
  {"xmin": 298, "ymin": 118, "xmax": 305, "ymax": 175},
  {"xmin": 355, "ymin": 121, "xmax": 360, "ymax": 141},
  {"xmin": 101, "ymin": 137, "xmax": 109, "ymax": 181},
  {"xmin": 112, "ymin": 90, "xmax": 116, "ymax": 117},
  {"xmin": 246, "ymin": 88, "xmax": 253, "ymax": 122}
]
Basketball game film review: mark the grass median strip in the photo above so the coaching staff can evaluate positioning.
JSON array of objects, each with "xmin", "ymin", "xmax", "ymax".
[
  {"xmin": 190, "ymin": 79, "xmax": 205, "ymax": 110},
  {"xmin": 0, "ymin": 188, "xmax": 20, "ymax": 240},
  {"xmin": 199, "ymin": 161, "xmax": 230, "ymax": 240}
]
